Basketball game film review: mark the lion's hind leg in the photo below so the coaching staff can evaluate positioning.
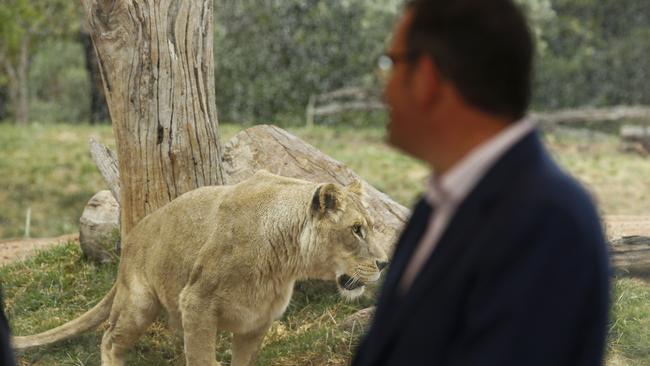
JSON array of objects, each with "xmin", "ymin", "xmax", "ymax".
[{"xmin": 101, "ymin": 286, "xmax": 161, "ymax": 366}]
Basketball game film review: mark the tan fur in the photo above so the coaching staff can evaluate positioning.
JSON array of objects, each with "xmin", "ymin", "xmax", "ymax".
[{"xmin": 13, "ymin": 170, "xmax": 387, "ymax": 366}]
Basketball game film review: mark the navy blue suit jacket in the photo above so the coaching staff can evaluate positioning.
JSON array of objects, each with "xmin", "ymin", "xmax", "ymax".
[{"xmin": 352, "ymin": 131, "xmax": 610, "ymax": 366}]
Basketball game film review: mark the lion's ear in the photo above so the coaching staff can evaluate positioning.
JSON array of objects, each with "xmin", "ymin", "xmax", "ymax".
[
  {"xmin": 347, "ymin": 180, "xmax": 364, "ymax": 197},
  {"xmin": 312, "ymin": 183, "xmax": 346, "ymax": 215}
]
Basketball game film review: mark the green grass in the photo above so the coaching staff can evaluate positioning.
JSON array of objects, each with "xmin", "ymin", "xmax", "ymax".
[
  {"xmin": 544, "ymin": 127, "xmax": 650, "ymax": 215},
  {"xmin": 1, "ymin": 121, "xmax": 649, "ymax": 365},
  {"xmin": 0, "ymin": 124, "xmax": 114, "ymax": 239},
  {"xmin": 607, "ymin": 278, "xmax": 650, "ymax": 366}
]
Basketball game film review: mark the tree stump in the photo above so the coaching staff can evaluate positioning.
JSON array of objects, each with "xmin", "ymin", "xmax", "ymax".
[{"xmin": 79, "ymin": 191, "xmax": 120, "ymax": 264}]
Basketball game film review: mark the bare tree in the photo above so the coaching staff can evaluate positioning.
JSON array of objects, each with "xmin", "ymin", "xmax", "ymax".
[{"xmin": 80, "ymin": 0, "xmax": 226, "ymax": 238}]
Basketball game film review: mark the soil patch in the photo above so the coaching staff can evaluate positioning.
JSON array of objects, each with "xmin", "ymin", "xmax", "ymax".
[{"xmin": 0, "ymin": 234, "xmax": 78, "ymax": 266}]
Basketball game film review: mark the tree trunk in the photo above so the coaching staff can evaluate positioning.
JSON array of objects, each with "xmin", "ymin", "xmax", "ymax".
[
  {"xmin": 2, "ymin": 38, "xmax": 30, "ymax": 125},
  {"xmin": 81, "ymin": 0, "xmax": 226, "ymax": 238},
  {"xmin": 0, "ymin": 85, "xmax": 6, "ymax": 120},
  {"xmin": 80, "ymin": 29, "xmax": 109, "ymax": 124},
  {"xmin": 15, "ymin": 39, "xmax": 29, "ymax": 124}
]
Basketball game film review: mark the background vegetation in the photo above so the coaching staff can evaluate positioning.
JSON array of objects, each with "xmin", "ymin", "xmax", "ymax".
[{"xmin": 1, "ymin": 0, "xmax": 649, "ymax": 124}]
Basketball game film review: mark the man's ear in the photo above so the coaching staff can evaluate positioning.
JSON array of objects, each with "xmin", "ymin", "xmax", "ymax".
[
  {"xmin": 312, "ymin": 183, "xmax": 346, "ymax": 216},
  {"xmin": 413, "ymin": 55, "xmax": 441, "ymax": 110}
]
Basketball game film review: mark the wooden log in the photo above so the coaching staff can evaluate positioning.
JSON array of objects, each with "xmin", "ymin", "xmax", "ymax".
[
  {"xmin": 620, "ymin": 125, "xmax": 650, "ymax": 155},
  {"xmin": 609, "ymin": 236, "xmax": 650, "ymax": 279},
  {"xmin": 89, "ymin": 138, "xmax": 120, "ymax": 203},
  {"xmin": 221, "ymin": 124, "xmax": 410, "ymax": 254},
  {"xmin": 312, "ymin": 101, "xmax": 386, "ymax": 116},
  {"xmin": 531, "ymin": 106, "xmax": 650, "ymax": 124}
]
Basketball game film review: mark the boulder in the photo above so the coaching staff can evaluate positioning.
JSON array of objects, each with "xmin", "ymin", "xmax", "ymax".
[{"xmin": 79, "ymin": 190, "xmax": 120, "ymax": 264}]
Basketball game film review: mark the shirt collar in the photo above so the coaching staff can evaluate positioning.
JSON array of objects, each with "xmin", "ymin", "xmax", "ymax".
[{"xmin": 425, "ymin": 118, "xmax": 537, "ymax": 207}]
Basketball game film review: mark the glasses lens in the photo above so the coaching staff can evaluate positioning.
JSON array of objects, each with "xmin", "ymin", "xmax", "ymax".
[{"xmin": 378, "ymin": 54, "xmax": 393, "ymax": 72}]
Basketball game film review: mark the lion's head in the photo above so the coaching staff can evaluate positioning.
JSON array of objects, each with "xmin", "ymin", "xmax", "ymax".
[{"xmin": 308, "ymin": 181, "xmax": 389, "ymax": 300}]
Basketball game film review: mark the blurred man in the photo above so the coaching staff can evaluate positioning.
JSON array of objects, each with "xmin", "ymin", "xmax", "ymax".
[{"xmin": 352, "ymin": 1, "xmax": 610, "ymax": 365}]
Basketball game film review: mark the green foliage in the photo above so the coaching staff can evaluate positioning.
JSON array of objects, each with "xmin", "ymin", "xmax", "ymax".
[
  {"xmin": 29, "ymin": 40, "xmax": 91, "ymax": 123},
  {"xmin": 0, "ymin": 0, "xmax": 81, "ymax": 123},
  {"xmin": 533, "ymin": 0, "xmax": 650, "ymax": 109},
  {"xmin": 0, "ymin": 0, "xmax": 78, "ymax": 59},
  {"xmin": 214, "ymin": 0, "xmax": 396, "ymax": 125},
  {"xmin": 0, "ymin": 0, "xmax": 648, "ymax": 124}
]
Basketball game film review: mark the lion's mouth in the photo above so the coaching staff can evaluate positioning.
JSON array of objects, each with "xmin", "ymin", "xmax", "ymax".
[{"xmin": 337, "ymin": 274, "xmax": 365, "ymax": 291}]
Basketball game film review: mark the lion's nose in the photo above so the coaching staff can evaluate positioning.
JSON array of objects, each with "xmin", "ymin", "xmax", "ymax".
[{"xmin": 376, "ymin": 261, "xmax": 389, "ymax": 271}]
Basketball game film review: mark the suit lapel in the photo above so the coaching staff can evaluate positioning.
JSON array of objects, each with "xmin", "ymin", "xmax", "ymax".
[{"xmin": 365, "ymin": 131, "xmax": 545, "ymax": 363}]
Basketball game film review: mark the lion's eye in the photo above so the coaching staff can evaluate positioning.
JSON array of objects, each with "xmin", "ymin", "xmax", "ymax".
[{"xmin": 353, "ymin": 224, "xmax": 364, "ymax": 238}]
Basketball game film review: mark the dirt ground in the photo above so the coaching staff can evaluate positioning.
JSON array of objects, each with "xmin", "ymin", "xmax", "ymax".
[
  {"xmin": 0, "ymin": 234, "xmax": 78, "ymax": 265},
  {"xmin": 0, "ymin": 216, "xmax": 648, "ymax": 266}
]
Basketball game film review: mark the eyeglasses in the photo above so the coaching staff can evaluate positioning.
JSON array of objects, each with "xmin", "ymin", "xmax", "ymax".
[{"xmin": 377, "ymin": 51, "xmax": 420, "ymax": 81}]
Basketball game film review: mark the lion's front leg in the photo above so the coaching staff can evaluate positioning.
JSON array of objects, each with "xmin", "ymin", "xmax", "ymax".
[
  {"xmin": 180, "ymin": 285, "xmax": 220, "ymax": 366},
  {"xmin": 231, "ymin": 322, "xmax": 272, "ymax": 366}
]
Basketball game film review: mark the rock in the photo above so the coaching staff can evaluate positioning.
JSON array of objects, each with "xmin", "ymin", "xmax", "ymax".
[
  {"xmin": 340, "ymin": 306, "xmax": 375, "ymax": 335},
  {"xmin": 79, "ymin": 190, "xmax": 120, "ymax": 264}
]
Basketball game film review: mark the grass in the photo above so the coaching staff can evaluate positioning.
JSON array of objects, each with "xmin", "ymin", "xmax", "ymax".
[
  {"xmin": 1, "ymin": 121, "xmax": 649, "ymax": 365},
  {"xmin": 0, "ymin": 124, "xmax": 114, "ymax": 239},
  {"xmin": 607, "ymin": 278, "xmax": 650, "ymax": 365}
]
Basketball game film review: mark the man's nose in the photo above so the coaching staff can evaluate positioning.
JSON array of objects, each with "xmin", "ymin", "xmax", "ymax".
[{"xmin": 376, "ymin": 261, "xmax": 389, "ymax": 271}]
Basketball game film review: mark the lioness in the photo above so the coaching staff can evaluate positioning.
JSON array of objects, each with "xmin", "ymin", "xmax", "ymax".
[{"xmin": 13, "ymin": 170, "xmax": 388, "ymax": 366}]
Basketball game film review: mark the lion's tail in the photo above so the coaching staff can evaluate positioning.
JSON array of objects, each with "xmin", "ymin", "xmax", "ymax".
[{"xmin": 12, "ymin": 284, "xmax": 117, "ymax": 350}]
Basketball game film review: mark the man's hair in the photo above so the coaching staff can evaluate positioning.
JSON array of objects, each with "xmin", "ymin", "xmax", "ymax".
[{"xmin": 406, "ymin": 0, "xmax": 534, "ymax": 120}]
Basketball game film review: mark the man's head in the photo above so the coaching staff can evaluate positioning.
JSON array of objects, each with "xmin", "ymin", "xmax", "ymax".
[{"xmin": 384, "ymin": 0, "xmax": 534, "ymax": 167}]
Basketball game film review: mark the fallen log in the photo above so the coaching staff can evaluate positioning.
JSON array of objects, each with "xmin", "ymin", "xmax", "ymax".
[
  {"xmin": 531, "ymin": 105, "xmax": 650, "ymax": 124},
  {"xmin": 609, "ymin": 236, "xmax": 650, "ymax": 279}
]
